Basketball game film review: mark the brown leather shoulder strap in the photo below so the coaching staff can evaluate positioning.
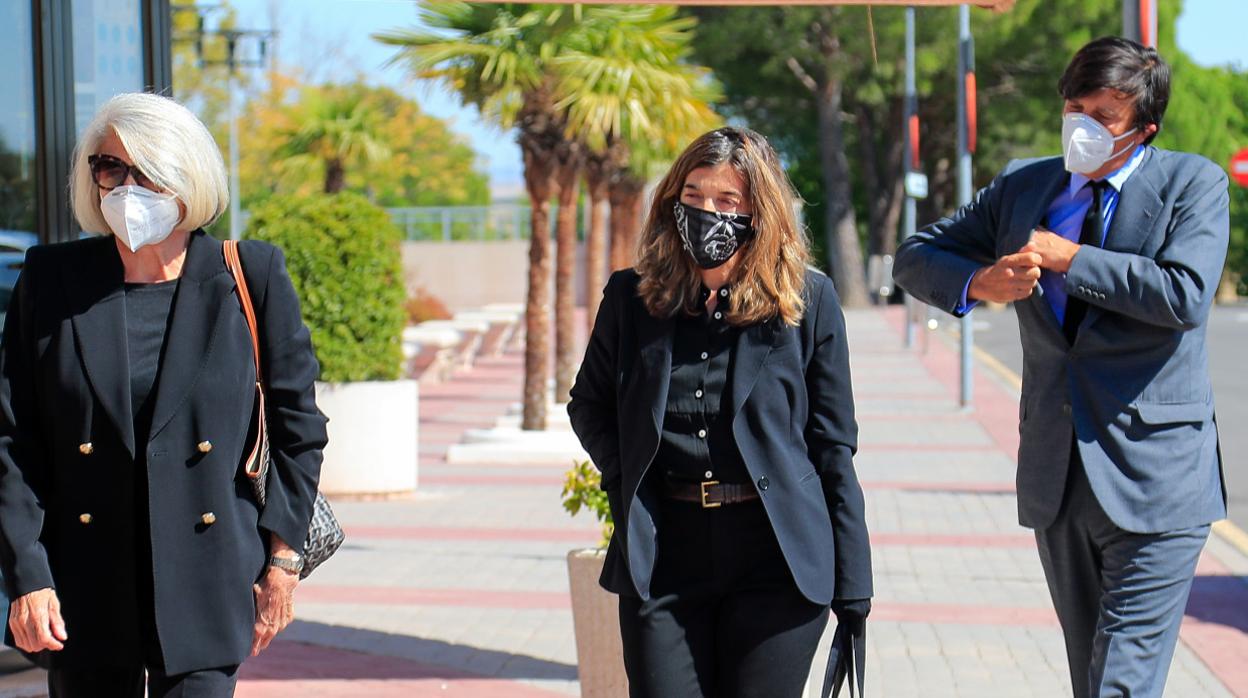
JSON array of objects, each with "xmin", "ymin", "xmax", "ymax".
[{"xmin": 223, "ymin": 240, "xmax": 262, "ymax": 381}]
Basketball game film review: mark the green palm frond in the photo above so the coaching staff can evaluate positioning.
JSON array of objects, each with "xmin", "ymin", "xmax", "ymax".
[
  {"xmin": 375, "ymin": 1, "xmax": 718, "ymax": 177},
  {"xmin": 273, "ymin": 85, "xmax": 393, "ymax": 183}
]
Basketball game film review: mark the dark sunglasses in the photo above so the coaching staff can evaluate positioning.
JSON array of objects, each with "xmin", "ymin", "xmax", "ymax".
[{"xmin": 87, "ymin": 153, "xmax": 157, "ymax": 190}]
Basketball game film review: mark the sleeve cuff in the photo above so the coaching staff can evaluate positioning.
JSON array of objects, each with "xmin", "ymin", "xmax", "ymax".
[
  {"xmin": 953, "ymin": 272, "xmax": 979, "ymax": 316},
  {"xmin": 7, "ymin": 546, "xmax": 54, "ymax": 598}
]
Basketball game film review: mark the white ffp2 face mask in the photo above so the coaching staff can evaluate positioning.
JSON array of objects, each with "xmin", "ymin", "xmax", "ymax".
[
  {"xmin": 100, "ymin": 185, "xmax": 182, "ymax": 252},
  {"xmin": 1061, "ymin": 112, "xmax": 1138, "ymax": 174}
]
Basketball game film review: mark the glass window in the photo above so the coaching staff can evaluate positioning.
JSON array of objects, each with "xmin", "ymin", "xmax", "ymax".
[
  {"xmin": 73, "ymin": 0, "xmax": 145, "ymax": 138},
  {"xmin": 0, "ymin": 1, "xmax": 37, "ymax": 238}
]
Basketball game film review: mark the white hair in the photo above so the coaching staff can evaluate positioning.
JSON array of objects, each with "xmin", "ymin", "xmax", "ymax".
[{"xmin": 70, "ymin": 92, "xmax": 229, "ymax": 234}]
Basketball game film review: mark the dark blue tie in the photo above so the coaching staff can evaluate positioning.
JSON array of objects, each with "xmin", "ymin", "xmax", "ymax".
[{"xmin": 1063, "ymin": 180, "xmax": 1109, "ymax": 343}]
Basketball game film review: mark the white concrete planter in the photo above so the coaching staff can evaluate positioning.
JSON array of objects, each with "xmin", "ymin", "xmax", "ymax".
[
  {"xmin": 315, "ymin": 380, "xmax": 419, "ymax": 495},
  {"xmin": 567, "ymin": 549, "xmax": 628, "ymax": 698}
]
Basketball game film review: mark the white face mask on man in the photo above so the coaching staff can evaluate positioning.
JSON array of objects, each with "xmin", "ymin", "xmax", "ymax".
[
  {"xmin": 1061, "ymin": 112, "xmax": 1139, "ymax": 174},
  {"xmin": 100, "ymin": 185, "xmax": 182, "ymax": 252}
]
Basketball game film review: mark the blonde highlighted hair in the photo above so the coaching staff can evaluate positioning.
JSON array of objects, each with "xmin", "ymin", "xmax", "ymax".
[
  {"xmin": 70, "ymin": 92, "xmax": 228, "ymax": 234},
  {"xmin": 636, "ymin": 127, "xmax": 811, "ymax": 327}
]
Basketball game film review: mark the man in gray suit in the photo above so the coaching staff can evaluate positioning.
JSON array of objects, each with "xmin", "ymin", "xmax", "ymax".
[{"xmin": 893, "ymin": 37, "xmax": 1228, "ymax": 697}]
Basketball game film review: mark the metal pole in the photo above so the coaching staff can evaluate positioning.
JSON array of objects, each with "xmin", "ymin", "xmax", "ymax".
[
  {"xmin": 903, "ymin": 7, "xmax": 918, "ymax": 349},
  {"xmin": 956, "ymin": 4, "xmax": 974, "ymax": 409},
  {"xmin": 228, "ymin": 70, "xmax": 241, "ymax": 240},
  {"xmin": 1122, "ymin": 0, "xmax": 1157, "ymax": 48}
]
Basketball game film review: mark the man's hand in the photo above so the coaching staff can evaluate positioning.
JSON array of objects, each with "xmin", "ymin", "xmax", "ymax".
[
  {"xmin": 1021, "ymin": 229, "xmax": 1081, "ymax": 273},
  {"xmin": 9, "ymin": 587, "xmax": 67, "ymax": 652},
  {"xmin": 968, "ymin": 251, "xmax": 1043, "ymax": 303}
]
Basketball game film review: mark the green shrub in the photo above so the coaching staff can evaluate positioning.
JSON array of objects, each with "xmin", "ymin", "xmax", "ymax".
[
  {"xmin": 245, "ymin": 192, "xmax": 407, "ymax": 382},
  {"xmin": 561, "ymin": 460, "xmax": 613, "ymax": 548}
]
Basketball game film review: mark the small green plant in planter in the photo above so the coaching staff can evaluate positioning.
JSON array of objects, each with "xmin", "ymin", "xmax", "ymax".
[
  {"xmin": 561, "ymin": 460, "xmax": 613, "ymax": 548},
  {"xmin": 244, "ymin": 192, "xmax": 407, "ymax": 381}
]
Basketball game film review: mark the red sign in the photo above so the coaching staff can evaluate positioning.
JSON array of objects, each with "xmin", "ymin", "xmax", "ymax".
[{"xmin": 1232, "ymin": 148, "xmax": 1248, "ymax": 188}]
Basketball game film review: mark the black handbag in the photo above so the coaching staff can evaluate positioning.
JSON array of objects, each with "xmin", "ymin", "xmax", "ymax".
[{"xmin": 224, "ymin": 240, "xmax": 344, "ymax": 578}]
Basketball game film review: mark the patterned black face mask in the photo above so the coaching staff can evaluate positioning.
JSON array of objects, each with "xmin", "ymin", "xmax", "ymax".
[{"xmin": 673, "ymin": 201, "xmax": 756, "ymax": 269}]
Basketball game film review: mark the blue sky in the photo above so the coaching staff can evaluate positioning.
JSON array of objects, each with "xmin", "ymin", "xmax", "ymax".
[{"xmin": 226, "ymin": 0, "xmax": 1248, "ymax": 197}]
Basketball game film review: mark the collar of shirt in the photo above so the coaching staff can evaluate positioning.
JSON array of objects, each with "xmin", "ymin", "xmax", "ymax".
[{"xmin": 1068, "ymin": 144, "xmax": 1146, "ymax": 196}]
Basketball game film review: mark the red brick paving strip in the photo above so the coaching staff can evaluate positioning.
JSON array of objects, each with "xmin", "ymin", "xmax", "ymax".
[{"xmin": 881, "ymin": 307, "xmax": 1248, "ymax": 696}]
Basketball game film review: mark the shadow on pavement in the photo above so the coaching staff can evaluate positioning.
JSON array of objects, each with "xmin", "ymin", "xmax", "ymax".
[
  {"xmin": 1185, "ymin": 574, "xmax": 1248, "ymax": 632},
  {"xmin": 240, "ymin": 620, "xmax": 577, "ymax": 683}
]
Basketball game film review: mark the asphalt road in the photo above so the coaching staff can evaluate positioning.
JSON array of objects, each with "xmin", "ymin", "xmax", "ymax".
[{"xmin": 938, "ymin": 302, "xmax": 1248, "ymax": 532}]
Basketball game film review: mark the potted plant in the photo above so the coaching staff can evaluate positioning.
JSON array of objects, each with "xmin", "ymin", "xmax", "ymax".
[
  {"xmin": 561, "ymin": 460, "xmax": 628, "ymax": 697},
  {"xmin": 245, "ymin": 192, "xmax": 418, "ymax": 495}
]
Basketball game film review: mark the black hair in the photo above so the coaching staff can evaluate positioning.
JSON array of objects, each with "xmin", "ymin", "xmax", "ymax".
[{"xmin": 1058, "ymin": 36, "xmax": 1170, "ymax": 145}]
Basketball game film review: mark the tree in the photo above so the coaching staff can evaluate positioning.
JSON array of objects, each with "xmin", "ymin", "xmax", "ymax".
[
  {"xmin": 171, "ymin": 2, "xmax": 248, "ymax": 134},
  {"xmin": 551, "ymin": 5, "xmax": 719, "ymax": 343},
  {"xmin": 236, "ymin": 76, "xmax": 489, "ymax": 210},
  {"xmin": 692, "ymin": 1, "xmax": 1248, "ymax": 305},
  {"xmin": 690, "ymin": 7, "xmax": 880, "ymax": 308},
  {"xmin": 378, "ymin": 2, "xmax": 583, "ymax": 431},
  {"xmin": 378, "ymin": 2, "xmax": 718, "ymax": 425},
  {"xmin": 273, "ymin": 85, "xmax": 392, "ymax": 194}
]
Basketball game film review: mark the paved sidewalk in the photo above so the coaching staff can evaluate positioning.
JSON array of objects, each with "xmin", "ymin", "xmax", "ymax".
[{"xmin": 226, "ymin": 307, "xmax": 1248, "ymax": 697}]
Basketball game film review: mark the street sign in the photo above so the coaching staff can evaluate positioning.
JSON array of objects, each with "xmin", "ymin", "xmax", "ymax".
[
  {"xmin": 1232, "ymin": 148, "xmax": 1248, "ymax": 188},
  {"xmin": 905, "ymin": 172, "xmax": 929, "ymax": 199}
]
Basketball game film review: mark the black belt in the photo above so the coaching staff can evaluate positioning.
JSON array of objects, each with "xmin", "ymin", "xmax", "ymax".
[{"xmin": 661, "ymin": 479, "xmax": 760, "ymax": 508}]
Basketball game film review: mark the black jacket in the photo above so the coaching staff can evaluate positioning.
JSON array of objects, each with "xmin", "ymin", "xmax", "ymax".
[
  {"xmin": 0, "ymin": 231, "xmax": 328, "ymax": 673},
  {"xmin": 567, "ymin": 269, "xmax": 872, "ymax": 605}
]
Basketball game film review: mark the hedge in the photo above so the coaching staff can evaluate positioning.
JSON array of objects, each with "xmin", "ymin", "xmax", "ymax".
[{"xmin": 245, "ymin": 192, "xmax": 407, "ymax": 382}]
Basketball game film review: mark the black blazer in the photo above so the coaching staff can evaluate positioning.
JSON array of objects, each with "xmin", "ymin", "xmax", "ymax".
[
  {"xmin": 567, "ymin": 269, "xmax": 872, "ymax": 605},
  {"xmin": 0, "ymin": 231, "xmax": 328, "ymax": 673}
]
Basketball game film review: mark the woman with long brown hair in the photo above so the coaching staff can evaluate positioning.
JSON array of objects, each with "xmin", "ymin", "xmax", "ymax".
[{"xmin": 568, "ymin": 126, "xmax": 872, "ymax": 697}]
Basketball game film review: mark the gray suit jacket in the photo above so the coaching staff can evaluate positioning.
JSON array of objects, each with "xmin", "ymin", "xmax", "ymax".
[{"xmin": 893, "ymin": 147, "xmax": 1228, "ymax": 533}]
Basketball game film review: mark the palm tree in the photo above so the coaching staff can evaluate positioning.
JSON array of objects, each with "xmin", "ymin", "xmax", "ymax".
[
  {"xmin": 378, "ymin": 2, "xmax": 584, "ymax": 430},
  {"xmin": 275, "ymin": 85, "xmax": 391, "ymax": 194},
  {"xmin": 379, "ymin": 2, "xmax": 718, "ymax": 425},
  {"xmin": 554, "ymin": 6, "xmax": 720, "ymax": 329}
]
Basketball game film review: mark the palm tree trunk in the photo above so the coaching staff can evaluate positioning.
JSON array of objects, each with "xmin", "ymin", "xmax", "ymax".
[
  {"xmin": 553, "ymin": 154, "xmax": 581, "ymax": 403},
  {"xmin": 609, "ymin": 173, "xmax": 645, "ymax": 271},
  {"xmin": 324, "ymin": 158, "xmax": 346, "ymax": 194},
  {"xmin": 584, "ymin": 161, "xmax": 609, "ymax": 332},
  {"xmin": 522, "ymin": 157, "xmax": 556, "ymax": 431}
]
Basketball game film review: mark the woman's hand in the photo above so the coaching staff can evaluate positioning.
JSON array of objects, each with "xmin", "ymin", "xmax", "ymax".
[
  {"xmin": 8, "ymin": 587, "xmax": 67, "ymax": 652},
  {"xmin": 251, "ymin": 565, "xmax": 297, "ymax": 656}
]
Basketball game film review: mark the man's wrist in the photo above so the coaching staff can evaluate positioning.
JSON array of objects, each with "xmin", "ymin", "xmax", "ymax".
[{"xmin": 966, "ymin": 266, "xmax": 989, "ymax": 302}]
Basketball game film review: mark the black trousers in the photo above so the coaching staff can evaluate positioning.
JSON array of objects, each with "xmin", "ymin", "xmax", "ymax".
[
  {"xmin": 618, "ymin": 496, "xmax": 829, "ymax": 698},
  {"xmin": 47, "ymin": 663, "xmax": 239, "ymax": 698}
]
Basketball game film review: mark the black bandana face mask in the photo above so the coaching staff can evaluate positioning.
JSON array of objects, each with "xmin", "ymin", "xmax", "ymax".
[{"xmin": 673, "ymin": 201, "xmax": 756, "ymax": 270}]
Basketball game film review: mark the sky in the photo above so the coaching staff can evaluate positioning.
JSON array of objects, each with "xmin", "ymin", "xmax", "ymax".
[{"xmin": 225, "ymin": 0, "xmax": 1248, "ymax": 198}]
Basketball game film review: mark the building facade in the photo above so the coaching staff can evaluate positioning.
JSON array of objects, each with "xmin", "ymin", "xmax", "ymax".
[{"xmin": 2, "ymin": 0, "xmax": 172, "ymax": 245}]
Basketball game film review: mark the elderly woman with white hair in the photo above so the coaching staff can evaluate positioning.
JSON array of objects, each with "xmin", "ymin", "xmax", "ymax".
[{"xmin": 0, "ymin": 92, "xmax": 327, "ymax": 696}]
